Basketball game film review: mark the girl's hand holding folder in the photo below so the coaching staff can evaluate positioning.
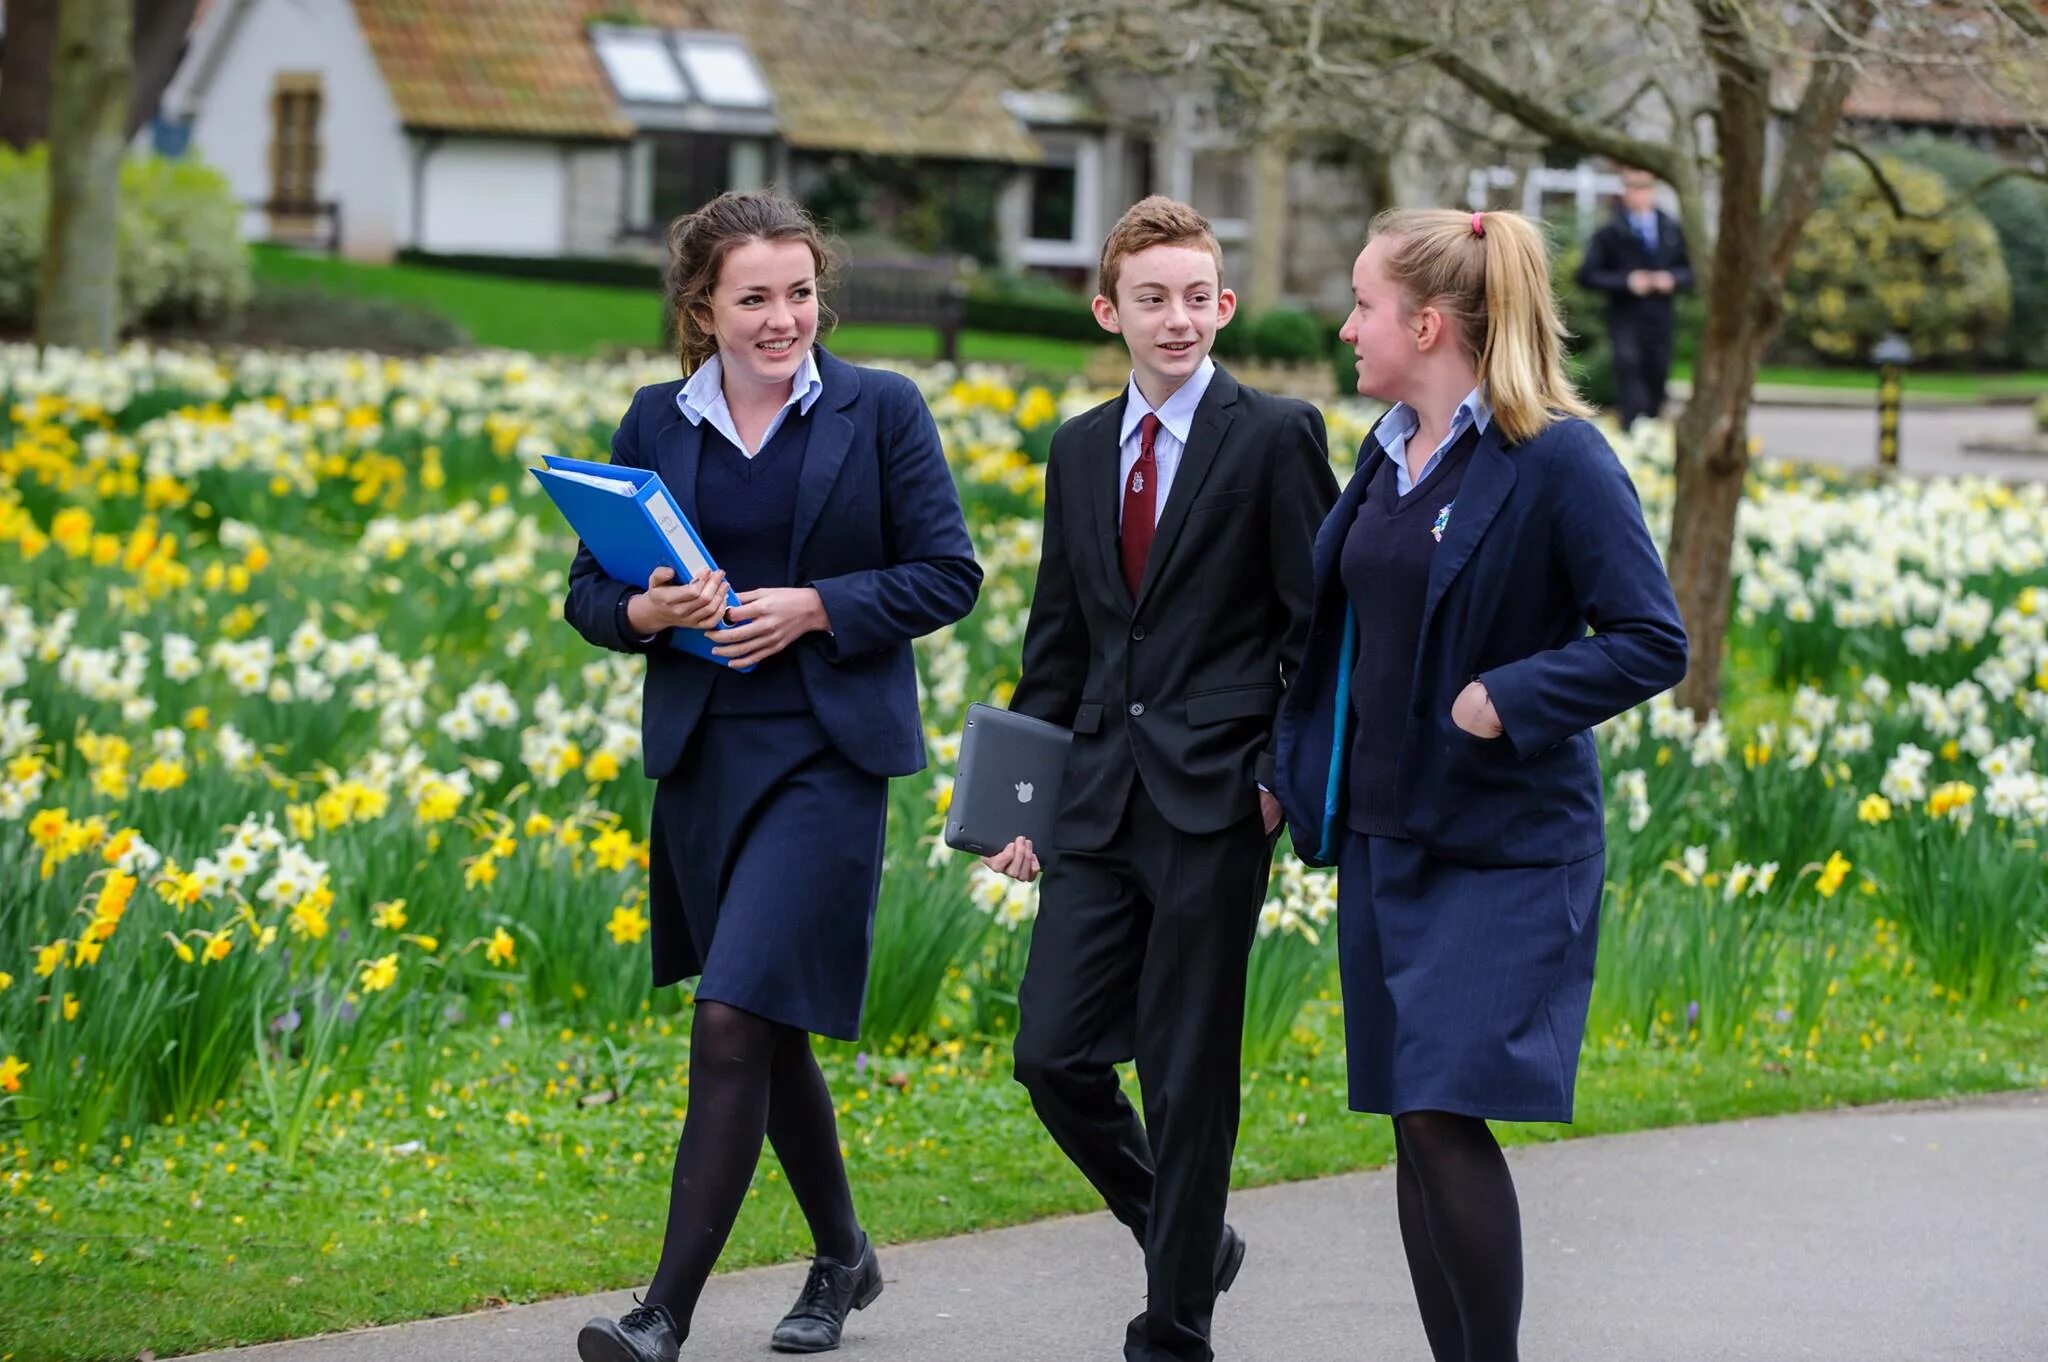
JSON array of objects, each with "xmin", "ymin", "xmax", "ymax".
[
  {"xmin": 711, "ymin": 587, "xmax": 832, "ymax": 669},
  {"xmin": 627, "ymin": 565, "xmax": 729, "ymax": 635}
]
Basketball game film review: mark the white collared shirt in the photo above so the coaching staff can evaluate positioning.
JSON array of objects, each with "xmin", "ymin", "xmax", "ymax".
[
  {"xmin": 1379, "ymin": 387, "xmax": 1494, "ymax": 497},
  {"xmin": 1115, "ymin": 357, "xmax": 1216, "ymax": 528},
  {"xmin": 675, "ymin": 348, "xmax": 824, "ymax": 456}
]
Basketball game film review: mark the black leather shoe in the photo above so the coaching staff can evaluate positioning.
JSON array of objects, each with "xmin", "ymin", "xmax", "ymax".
[
  {"xmin": 770, "ymin": 1234, "xmax": 884, "ymax": 1353},
  {"xmin": 1215, "ymin": 1223, "xmax": 1247, "ymax": 1295},
  {"xmin": 578, "ymin": 1297, "xmax": 681, "ymax": 1362}
]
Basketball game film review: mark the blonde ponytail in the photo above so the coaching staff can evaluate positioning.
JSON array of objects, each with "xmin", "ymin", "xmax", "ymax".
[{"xmin": 1367, "ymin": 208, "xmax": 1592, "ymax": 443}]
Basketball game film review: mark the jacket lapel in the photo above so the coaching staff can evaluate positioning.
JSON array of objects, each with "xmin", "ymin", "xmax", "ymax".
[
  {"xmin": 1133, "ymin": 369, "xmax": 1238, "ymax": 614},
  {"xmin": 1091, "ymin": 394, "xmax": 1134, "ymax": 612},
  {"xmin": 1418, "ymin": 422, "xmax": 1516, "ymax": 633},
  {"xmin": 1316, "ymin": 434, "xmax": 1385, "ymax": 583},
  {"xmin": 788, "ymin": 347, "xmax": 860, "ymax": 574}
]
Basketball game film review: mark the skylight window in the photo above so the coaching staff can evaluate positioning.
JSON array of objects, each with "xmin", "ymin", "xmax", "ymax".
[
  {"xmin": 672, "ymin": 39, "xmax": 773, "ymax": 109},
  {"xmin": 593, "ymin": 28, "xmax": 688, "ymax": 104}
]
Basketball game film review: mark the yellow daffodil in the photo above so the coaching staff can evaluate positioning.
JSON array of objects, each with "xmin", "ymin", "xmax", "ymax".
[
  {"xmin": 607, "ymin": 904, "xmax": 650, "ymax": 945},
  {"xmin": 1815, "ymin": 850, "xmax": 1853, "ymax": 898},
  {"xmin": 359, "ymin": 953, "xmax": 399, "ymax": 993}
]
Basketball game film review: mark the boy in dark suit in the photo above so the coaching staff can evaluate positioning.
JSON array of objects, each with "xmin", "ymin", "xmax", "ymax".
[
  {"xmin": 1576, "ymin": 166, "xmax": 1693, "ymax": 431},
  {"xmin": 982, "ymin": 196, "xmax": 1338, "ymax": 1362}
]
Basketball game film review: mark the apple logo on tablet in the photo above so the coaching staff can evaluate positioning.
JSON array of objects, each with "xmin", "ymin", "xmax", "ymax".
[{"xmin": 1015, "ymin": 782, "xmax": 1034, "ymax": 803}]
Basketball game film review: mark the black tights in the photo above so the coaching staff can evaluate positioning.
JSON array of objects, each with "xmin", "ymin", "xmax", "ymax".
[
  {"xmin": 643, "ymin": 1000, "xmax": 863, "ymax": 1329},
  {"xmin": 1394, "ymin": 1111, "xmax": 1524, "ymax": 1362}
]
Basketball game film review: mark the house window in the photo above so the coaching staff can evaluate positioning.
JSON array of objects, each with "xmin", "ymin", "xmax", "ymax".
[
  {"xmin": 268, "ymin": 73, "xmax": 322, "ymax": 212},
  {"xmin": 1190, "ymin": 149, "xmax": 1248, "ymax": 226},
  {"xmin": 1028, "ymin": 161, "xmax": 1078, "ymax": 243},
  {"xmin": 647, "ymin": 133, "xmax": 773, "ymax": 223}
]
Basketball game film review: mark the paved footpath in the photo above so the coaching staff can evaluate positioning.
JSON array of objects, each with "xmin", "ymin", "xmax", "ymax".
[
  {"xmin": 183, "ymin": 1090, "xmax": 2047, "ymax": 1362},
  {"xmin": 1742, "ymin": 402, "xmax": 2044, "ymax": 481}
]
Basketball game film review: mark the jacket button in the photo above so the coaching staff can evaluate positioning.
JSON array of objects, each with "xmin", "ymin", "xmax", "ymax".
[
  {"xmin": 1131, "ymin": 625, "xmax": 1146, "ymax": 641},
  {"xmin": 1129, "ymin": 702, "xmax": 1145, "ymax": 717}
]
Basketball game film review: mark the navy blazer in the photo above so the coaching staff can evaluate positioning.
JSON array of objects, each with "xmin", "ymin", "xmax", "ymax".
[
  {"xmin": 563, "ymin": 347, "xmax": 982, "ymax": 780},
  {"xmin": 1274, "ymin": 414, "xmax": 1686, "ymax": 869}
]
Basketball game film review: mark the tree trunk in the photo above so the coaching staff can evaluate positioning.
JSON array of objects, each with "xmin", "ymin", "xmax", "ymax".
[
  {"xmin": 1663, "ymin": 3, "xmax": 1879, "ymax": 716},
  {"xmin": 1245, "ymin": 135, "xmax": 1290, "ymax": 312},
  {"xmin": 1664, "ymin": 7, "xmax": 1774, "ymax": 716},
  {"xmin": 37, "ymin": 0, "xmax": 134, "ymax": 351},
  {"xmin": 129, "ymin": 0, "xmax": 204, "ymax": 140},
  {"xmin": 0, "ymin": 0, "xmax": 59, "ymax": 149}
]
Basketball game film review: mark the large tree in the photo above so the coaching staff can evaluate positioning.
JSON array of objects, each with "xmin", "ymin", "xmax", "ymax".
[
  {"xmin": 0, "ymin": 0, "xmax": 201, "ymax": 149},
  {"xmin": 36, "ymin": 0, "xmax": 134, "ymax": 350},
  {"xmin": 882, "ymin": 0, "xmax": 2047, "ymax": 714}
]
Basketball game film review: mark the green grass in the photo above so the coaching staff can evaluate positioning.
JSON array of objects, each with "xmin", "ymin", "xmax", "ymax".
[
  {"xmin": 4, "ymin": 970, "xmax": 2043, "ymax": 1362},
  {"xmin": 248, "ymin": 249, "xmax": 2048, "ymax": 398},
  {"xmin": 1675, "ymin": 359, "xmax": 2048, "ymax": 400},
  {"xmin": 249, "ymin": 247, "xmax": 1094, "ymax": 372}
]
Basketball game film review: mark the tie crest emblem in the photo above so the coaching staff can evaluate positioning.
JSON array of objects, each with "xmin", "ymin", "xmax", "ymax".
[{"xmin": 1130, "ymin": 470, "xmax": 1144, "ymax": 494}]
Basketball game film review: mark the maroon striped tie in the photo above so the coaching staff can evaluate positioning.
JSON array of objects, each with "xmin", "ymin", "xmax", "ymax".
[{"xmin": 1121, "ymin": 412, "xmax": 1159, "ymax": 596}]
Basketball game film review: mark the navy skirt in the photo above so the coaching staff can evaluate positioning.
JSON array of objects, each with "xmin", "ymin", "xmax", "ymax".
[
  {"xmin": 1337, "ymin": 832, "xmax": 1604, "ymax": 1123},
  {"xmin": 646, "ymin": 713, "xmax": 888, "ymax": 1040}
]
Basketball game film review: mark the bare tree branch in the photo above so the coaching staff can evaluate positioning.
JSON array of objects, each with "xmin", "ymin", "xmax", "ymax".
[{"xmin": 1835, "ymin": 137, "xmax": 2048, "ymax": 221}]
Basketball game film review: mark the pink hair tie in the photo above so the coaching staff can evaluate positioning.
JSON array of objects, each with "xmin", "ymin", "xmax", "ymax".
[{"xmin": 1471, "ymin": 211, "xmax": 1485, "ymax": 237}]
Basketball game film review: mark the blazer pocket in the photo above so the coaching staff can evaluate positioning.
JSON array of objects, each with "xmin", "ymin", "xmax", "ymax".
[
  {"xmin": 1071, "ymin": 701, "xmax": 1104, "ymax": 735},
  {"xmin": 1185, "ymin": 684, "xmax": 1279, "ymax": 725},
  {"xmin": 1189, "ymin": 488, "xmax": 1255, "ymax": 513}
]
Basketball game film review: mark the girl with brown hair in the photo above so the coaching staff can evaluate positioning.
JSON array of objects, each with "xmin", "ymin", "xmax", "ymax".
[{"xmin": 565, "ymin": 189, "xmax": 981, "ymax": 1360}]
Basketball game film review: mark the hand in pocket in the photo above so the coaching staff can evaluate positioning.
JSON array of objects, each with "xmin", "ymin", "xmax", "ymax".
[{"xmin": 1451, "ymin": 680, "xmax": 1504, "ymax": 739}]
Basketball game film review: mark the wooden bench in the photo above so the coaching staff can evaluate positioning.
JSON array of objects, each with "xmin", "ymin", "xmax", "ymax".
[{"xmin": 832, "ymin": 255, "xmax": 968, "ymax": 363}]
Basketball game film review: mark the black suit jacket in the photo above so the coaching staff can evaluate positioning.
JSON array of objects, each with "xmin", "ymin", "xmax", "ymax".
[
  {"xmin": 1010, "ymin": 366, "xmax": 1338, "ymax": 851},
  {"xmin": 1576, "ymin": 208, "xmax": 1694, "ymax": 331}
]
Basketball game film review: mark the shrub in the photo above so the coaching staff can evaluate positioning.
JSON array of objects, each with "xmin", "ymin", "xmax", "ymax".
[
  {"xmin": 0, "ymin": 145, "xmax": 253, "ymax": 333},
  {"xmin": 156, "ymin": 283, "xmax": 468, "ymax": 355},
  {"xmin": 1779, "ymin": 154, "xmax": 2010, "ymax": 367},
  {"xmin": 1885, "ymin": 134, "xmax": 2048, "ymax": 369},
  {"xmin": 1248, "ymin": 307, "xmax": 1329, "ymax": 363},
  {"xmin": 962, "ymin": 271, "xmax": 1100, "ymax": 341}
]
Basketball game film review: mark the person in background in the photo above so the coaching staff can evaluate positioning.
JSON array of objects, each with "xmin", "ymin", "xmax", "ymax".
[{"xmin": 1576, "ymin": 166, "xmax": 1692, "ymax": 432}]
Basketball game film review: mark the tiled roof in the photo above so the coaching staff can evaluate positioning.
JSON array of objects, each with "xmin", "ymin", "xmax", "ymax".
[
  {"xmin": 347, "ymin": 0, "xmax": 1041, "ymax": 160},
  {"xmin": 700, "ymin": 0, "xmax": 1042, "ymax": 162}
]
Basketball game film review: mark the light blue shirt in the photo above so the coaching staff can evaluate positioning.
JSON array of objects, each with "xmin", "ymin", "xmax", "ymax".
[
  {"xmin": 1115, "ymin": 357, "xmax": 1215, "ymax": 528},
  {"xmin": 675, "ymin": 348, "xmax": 824, "ymax": 456},
  {"xmin": 1632, "ymin": 209, "xmax": 1659, "ymax": 251},
  {"xmin": 1380, "ymin": 387, "xmax": 1493, "ymax": 497}
]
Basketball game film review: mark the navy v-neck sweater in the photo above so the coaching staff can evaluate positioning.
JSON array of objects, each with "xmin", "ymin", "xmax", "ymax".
[
  {"xmin": 696, "ymin": 415, "xmax": 813, "ymax": 716},
  {"xmin": 1338, "ymin": 423, "xmax": 1481, "ymax": 836}
]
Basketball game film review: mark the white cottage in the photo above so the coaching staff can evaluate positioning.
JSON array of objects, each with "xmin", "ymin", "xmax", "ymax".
[{"xmin": 156, "ymin": 0, "xmax": 1377, "ymax": 311}]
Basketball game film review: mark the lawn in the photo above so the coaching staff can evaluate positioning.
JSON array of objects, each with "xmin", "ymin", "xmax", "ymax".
[
  {"xmin": 250, "ymin": 247, "xmax": 2048, "ymax": 401},
  {"xmin": 250, "ymin": 247, "xmax": 1095, "ymax": 373}
]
